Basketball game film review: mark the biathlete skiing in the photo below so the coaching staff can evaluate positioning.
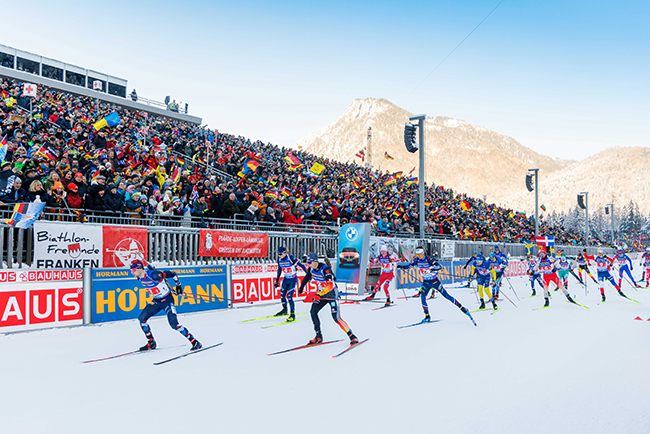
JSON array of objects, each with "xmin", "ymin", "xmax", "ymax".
[
  {"xmin": 526, "ymin": 253, "xmax": 544, "ymax": 296},
  {"xmin": 463, "ymin": 251, "xmax": 479, "ymax": 288},
  {"xmin": 593, "ymin": 249, "xmax": 627, "ymax": 302},
  {"xmin": 575, "ymin": 249, "xmax": 598, "ymax": 284},
  {"xmin": 299, "ymin": 252, "xmax": 358, "ymax": 346},
  {"xmin": 274, "ymin": 246, "xmax": 307, "ymax": 321},
  {"xmin": 129, "ymin": 259, "xmax": 202, "ymax": 351},
  {"xmin": 536, "ymin": 249, "xmax": 578, "ymax": 308},
  {"xmin": 364, "ymin": 245, "xmax": 397, "ymax": 306},
  {"xmin": 613, "ymin": 248, "xmax": 639, "ymax": 288},
  {"xmin": 474, "ymin": 253, "xmax": 497, "ymax": 310},
  {"xmin": 397, "ymin": 247, "xmax": 474, "ymax": 324}
]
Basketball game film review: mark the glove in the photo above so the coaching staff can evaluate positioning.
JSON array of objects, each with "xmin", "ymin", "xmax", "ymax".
[
  {"xmin": 412, "ymin": 290, "xmax": 421, "ymax": 298},
  {"xmin": 631, "ymin": 266, "xmax": 634, "ymax": 271},
  {"xmin": 463, "ymin": 265, "xmax": 468, "ymax": 270},
  {"xmin": 174, "ymin": 284, "xmax": 183, "ymax": 295},
  {"xmin": 313, "ymin": 293, "xmax": 321, "ymax": 302}
]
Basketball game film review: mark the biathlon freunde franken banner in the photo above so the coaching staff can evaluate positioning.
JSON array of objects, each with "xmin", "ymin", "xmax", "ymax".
[
  {"xmin": 0, "ymin": 269, "xmax": 84, "ymax": 332},
  {"xmin": 33, "ymin": 222, "xmax": 147, "ymax": 269},
  {"xmin": 199, "ymin": 229, "xmax": 268, "ymax": 258}
]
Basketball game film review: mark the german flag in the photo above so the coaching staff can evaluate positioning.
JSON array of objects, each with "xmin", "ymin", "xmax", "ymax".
[
  {"xmin": 460, "ymin": 200, "xmax": 471, "ymax": 211},
  {"xmin": 384, "ymin": 152, "xmax": 394, "ymax": 160},
  {"xmin": 176, "ymin": 155, "xmax": 186, "ymax": 166},
  {"xmin": 383, "ymin": 176, "xmax": 396, "ymax": 186},
  {"xmin": 280, "ymin": 187, "xmax": 291, "ymax": 197},
  {"xmin": 424, "ymin": 200, "xmax": 432, "ymax": 207},
  {"xmin": 352, "ymin": 179, "xmax": 360, "ymax": 189}
]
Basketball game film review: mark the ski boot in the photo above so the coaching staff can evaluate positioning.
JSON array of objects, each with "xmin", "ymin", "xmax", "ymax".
[
  {"xmin": 618, "ymin": 290, "xmax": 627, "ymax": 298},
  {"xmin": 308, "ymin": 333, "xmax": 323, "ymax": 345},
  {"xmin": 491, "ymin": 299, "xmax": 498, "ymax": 310},
  {"xmin": 601, "ymin": 293, "xmax": 606, "ymax": 302},
  {"xmin": 478, "ymin": 299, "xmax": 486, "ymax": 310},
  {"xmin": 566, "ymin": 294, "xmax": 577, "ymax": 304},
  {"xmin": 190, "ymin": 338, "xmax": 202, "ymax": 351},
  {"xmin": 423, "ymin": 313, "xmax": 431, "ymax": 323},
  {"xmin": 139, "ymin": 339, "xmax": 157, "ymax": 351},
  {"xmin": 274, "ymin": 307, "xmax": 288, "ymax": 317},
  {"xmin": 493, "ymin": 291, "xmax": 500, "ymax": 301},
  {"xmin": 531, "ymin": 289, "xmax": 536, "ymax": 297},
  {"xmin": 384, "ymin": 298, "xmax": 391, "ymax": 307},
  {"xmin": 461, "ymin": 306, "xmax": 469, "ymax": 314},
  {"xmin": 543, "ymin": 298, "xmax": 550, "ymax": 308},
  {"xmin": 364, "ymin": 292, "xmax": 376, "ymax": 301},
  {"xmin": 348, "ymin": 331, "xmax": 359, "ymax": 345},
  {"xmin": 287, "ymin": 312, "xmax": 296, "ymax": 322}
]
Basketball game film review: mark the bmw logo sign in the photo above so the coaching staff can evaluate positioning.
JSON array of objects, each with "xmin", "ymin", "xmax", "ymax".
[{"xmin": 345, "ymin": 226, "xmax": 358, "ymax": 241}]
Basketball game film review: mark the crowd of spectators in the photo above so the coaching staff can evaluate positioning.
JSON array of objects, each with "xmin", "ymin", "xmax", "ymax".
[{"xmin": 0, "ymin": 76, "xmax": 627, "ymax": 245}]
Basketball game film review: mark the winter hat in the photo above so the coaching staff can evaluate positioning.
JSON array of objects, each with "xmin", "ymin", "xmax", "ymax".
[{"xmin": 68, "ymin": 183, "xmax": 78, "ymax": 191}]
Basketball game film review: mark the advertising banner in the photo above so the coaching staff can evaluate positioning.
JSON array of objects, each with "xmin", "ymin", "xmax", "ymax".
[
  {"xmin": 336, "ymin": 224, "xmax": 371, "ymax": 291},
  {"xmin": 199, "ymin": 229, "xmax": 268, "ymax": 258},
  {"xmin": 34, "ymin": 222, "xmax": 102, "ymax": 268},
  {"xmin": 102, "ymin": 226, "xmax": 148, "ymax": 267},
  {"xmin": 0, "ymin": 269, "xmax": 84, "ymax": 333},
  {"xmin": 91, "ymin": 266, "xmax": 228, "ymax": 323},
  {"xmin": 230, "ymin": 263, "xmax": 319, "ymax": 304},
  {"xmin": 34, "ymin": 222, "xmax": 148, "ymax": 269}
]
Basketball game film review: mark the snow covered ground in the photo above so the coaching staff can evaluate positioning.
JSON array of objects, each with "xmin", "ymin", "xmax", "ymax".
[{"xmin": 2, "ymin": 275, "xmax": 650, "ymax": 434}]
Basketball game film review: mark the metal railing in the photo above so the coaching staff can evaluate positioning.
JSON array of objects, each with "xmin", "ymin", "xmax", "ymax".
[
  {"xmin": 130, "ymin": 95, "xmax": 188, "ymax": 114},
  {"xmin": 168, "ymin": 150, "xmax": 235, "ymax": 180}
]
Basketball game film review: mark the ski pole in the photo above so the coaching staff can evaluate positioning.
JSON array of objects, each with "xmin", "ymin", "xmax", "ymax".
[
  {"xmin": 397, "ymin": 276, "xmax": 408, "ymax": 302},
  {"xmin": 182, "ymin": 292, "xmax": 253, "ymax": 304},
  {"xmin": 498, "ymin": 286, "xmax": 518, "ymax": 308},
  {"xmin": 503, "ymin": 275, "xmax": 520, "ymax": 301}
]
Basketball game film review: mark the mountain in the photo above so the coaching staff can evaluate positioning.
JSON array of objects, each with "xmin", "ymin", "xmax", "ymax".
[{"xmin": 298, "ymin": 98, "xmax": 650, "ymax": 215}]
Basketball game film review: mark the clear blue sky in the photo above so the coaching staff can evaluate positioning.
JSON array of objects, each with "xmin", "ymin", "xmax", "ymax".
[{"xmin": 4, "ymin": 0, "xmax": 649, "ymax": 160}]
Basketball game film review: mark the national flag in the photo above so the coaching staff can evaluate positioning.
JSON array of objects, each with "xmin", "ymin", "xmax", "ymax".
[
  {"xmin": 22, "ymin": 83, "xmax": 38, "ymax": 97},
  {"xmin": 190, "ymin": 186, "xmax": 199, "ymax": 202},
  {"xmin": 384, "ymin": 152, "xmax": 394, "ymax": 160},
  {"xmin": 284, "ymin": 153, "xmax": 303, "ymax": 170},
  {"xmin": 439, "ymin": 208, "xmax": 449, "ymax": 217},
  {"xmin": 392, "ymin": 209, "xmax": 402, "ymax": 217},
  {"xmin": 238, "ymin": 159, "xmax": 261, "ymax": 177},
  {"xmin": 406, "ymin": 177, "xmax": 417, "ymax": 185},
  {"xmin": 355, "ymin": 149, "xmax": 365, "ymax": 161},
  {"xmin": 91, "ymin": 169, "xmax": 100, "ymax": 182},
  {"xmin": 280, "ymin": 187, "xmax": 291, "ymax": 197},
  {"xmin": 394, "ymin": 171, "xmax": 403, "ymax": 178},
  {"xmin": 351, "ymin": 179, "xmax": 360, "ymax": 189},
  {"xmin": 540, "ymin": 204, "xmax": 547, "ymax": 212},
  {"xmin": 36, "ymin": 144, "xmax": 57, "ymax": 161},
  {"xmin": 176, "ymin": 155, "xmax": 186, "ymax": 166},
  {"xmin": 409, "ymin": 167, "xmax": 416, "ymax": 175},
  {"xmin": 93, "ymin": 112, "xmax": 121, "ymax": 130},
  {"xmin": 460, "ymin": 200, "xmax": 471, "ymax": 211},
  {"xmin": 313, "ymin": 185, "xmax": 320, "ymax": 196},
  {"xmin": 265, "ymin": 190, "xmax": 279, "ymax": 200},
  {"xmin": 535, "ymin": 236, "xmax": 556, "ymax": 256},
  {"xmin": 424, "ymin": 200, "xmax": 432, "ymax": 207},
  {"xmin": 524, "ymin": 242, "xmax": 535, "ymax": 256},
  {"xmin": 383, "ymin": 176, "xmax": 396, "ymax": 186},
  {"xmin": 517, "ymin": 211, "xmax": 526, "ymax": 216},
  {"xmin": 309, "ymin": 162, "xmax": 326, "ymax": 177},
  {"xmin": 0, "ymin": 136, "xmax": 7, "ymax": 163},
  {"xmin": 171, "ymin": 166, "xmax": 180, "ymax": 183},
  {"xmin": 509, "ymin": 212, "xmax": 515, "ymax": 218},
  {"xmin": 4, "ymin": 202, "xmax": 45, "ymax": 229}
]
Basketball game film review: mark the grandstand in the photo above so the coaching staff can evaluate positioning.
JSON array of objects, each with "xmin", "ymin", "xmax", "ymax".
[{"xmin": 0, "ymin": 46, "xmax": 628, "ymax": 269}]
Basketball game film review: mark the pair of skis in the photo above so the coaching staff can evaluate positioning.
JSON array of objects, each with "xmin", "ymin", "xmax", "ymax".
[
  {"xmin": 268, "ymin": 338, "xmax": 370, "ymax": 358},
  {"xmin": 82, "ymin": 343, "xmax": 223, "ymax": 365}
]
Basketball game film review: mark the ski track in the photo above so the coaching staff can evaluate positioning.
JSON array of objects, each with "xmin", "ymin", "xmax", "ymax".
[{"xmin": 1, "ymin": 277, "xmax": 649, "ymax": 434}]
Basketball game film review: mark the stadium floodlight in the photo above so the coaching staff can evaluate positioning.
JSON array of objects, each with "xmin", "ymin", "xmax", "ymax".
[
  {"xmin": 579, "ymin": 191, "xmax": 589, "ymax": 245},
  {"xmin": 577, "ymin": 194, "xmax": 586, "ymax": 209},
  {"xmin": 409, "ymin": 114, "xmax": 426, "ymax": 238}
]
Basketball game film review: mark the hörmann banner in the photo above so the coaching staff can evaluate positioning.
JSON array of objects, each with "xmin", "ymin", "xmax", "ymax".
[
  {"xmin": 0, "ymin": 269, "xmax": 84, "ymax": 333},
  {"xmin": 91, "ymin": 266, "xmax": 228, "ymax": 323}
]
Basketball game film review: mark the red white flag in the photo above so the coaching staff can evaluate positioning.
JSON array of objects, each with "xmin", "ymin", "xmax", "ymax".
[{"xmin": 22, "ymin": 83, "xmax": 38, "ymax": 97}]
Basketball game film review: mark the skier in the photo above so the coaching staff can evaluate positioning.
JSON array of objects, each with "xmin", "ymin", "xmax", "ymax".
[
  {"xmin": 555, "ymin": 251, "xmax": 581, "ymax": 289},
  {"xmin": 640, "ymin": 247, "xmax": 650, "ymax": 284},
  {"xmin": 526, "ymin": 253, "xmax": 544, "ymax": 296},
  {"xmin": 576, "ymin": 249, "xmax": 598, "ymax": 284},
  {"xmin": 274, "ymin": 246, "xmax": 307, "ymax": 321},
  {"xmin": 397, "ymin": 247, "xmax": 473, "ymax": 322},
  {"xmin": 473, "ymin": 253, "xmax": 497, "ymax": 310},
  {"xmin": 463, "ymin": 251, "xmax": 479, "ymax": 288},
  {"xmin": 536, "ymin": 249, "xmax": 578, "ymax": 308},
  {"xmin": 489, "ymin": 249, "xmax": 508, "ymax": 300},
  {"xmin": 593, "ymin": 249, "xmax": 626, "ymax": 302},
  {"xmin": 129, "ymin": 260, "xmax": 202, "ymax": 351},
  {"xmin": 299, "ymin": 252, "xmax": 358, "ymax": 346},
  {"xmin": 613, "ymin": 248, "xmax": 639, "ymax": 288},
  {"xmin": 365, "ymin": 245, "xmax": 397, "ymax": 306}
]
